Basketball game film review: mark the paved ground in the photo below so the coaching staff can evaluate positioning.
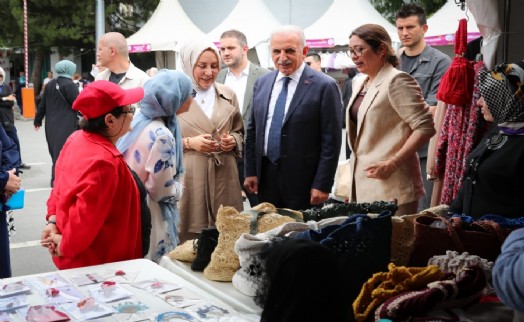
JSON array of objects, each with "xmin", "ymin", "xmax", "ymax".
[{"xmin": 8, "ymin": 112, "xmax": 57, "ymax": 276}]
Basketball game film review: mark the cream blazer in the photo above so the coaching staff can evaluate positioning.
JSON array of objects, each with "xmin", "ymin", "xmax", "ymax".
[{"xmin": 346, "ymin": 63, "xmax": 435, "ymax": 205}]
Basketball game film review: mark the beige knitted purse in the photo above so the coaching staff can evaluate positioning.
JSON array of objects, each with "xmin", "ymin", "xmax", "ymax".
[
  {"xmin": 167, "ymin": 239, "xmax": 197, "ymax": 263},
  {"xmin": 203, "ymin": 202, "xmax": 303, "ymax": 282}
]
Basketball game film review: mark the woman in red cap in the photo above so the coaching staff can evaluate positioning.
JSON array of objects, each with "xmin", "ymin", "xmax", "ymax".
[{"xmin": 40, "ymin": 80, "xmax": 144, "ymax": 269}]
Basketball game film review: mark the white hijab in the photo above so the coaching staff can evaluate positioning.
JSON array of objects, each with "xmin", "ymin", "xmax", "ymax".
[{"xmin": 0, "ymin": 67, "xmax": 5, "ymax": 85}]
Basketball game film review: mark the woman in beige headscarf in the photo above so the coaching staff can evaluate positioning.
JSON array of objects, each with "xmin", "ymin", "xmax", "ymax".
[{"xmin": 178, "ymin": 41, "xmax": 244, "ymax": 242}]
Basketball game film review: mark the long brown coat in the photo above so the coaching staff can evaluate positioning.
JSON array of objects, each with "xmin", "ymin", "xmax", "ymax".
[{"xmin": 178, "ymin": 83, "xmax": 244, "ymax": 238}]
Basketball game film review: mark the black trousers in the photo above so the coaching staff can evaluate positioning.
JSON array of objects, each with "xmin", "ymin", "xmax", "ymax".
[
  {"xmin": 258, "ymin": 157, "xmax": 310, "ymax": 211},
  {"xmin": 5, "ymin": 127, "xmax": 22, "ymax": 164}
]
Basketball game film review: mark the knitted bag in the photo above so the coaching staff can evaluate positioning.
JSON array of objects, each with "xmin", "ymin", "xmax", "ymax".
[
  {"xmin": 167, "ymin": 239, "xmax": 196, "ymax": 263},
  {"xmin": 428, "ymin": 250, "xmax": 495, "ymax": 295},
  {"xmin": 296, "ymin": 211, "xmax": 394, "ymax": 307},
  {"xmin": 375, "ymin": 265, "xmax": 486, "ymax": 321},
  {"xmin": 353, "ymin": 263, "xmax": 445, "ymax": 322},
  {"xmin": 203, "ymin": 203, "xmax": 303, "ymax": 282},
  {"xmin": 408, "ymin": 215, "xmax": 508, "ymax": 267},
  {"xmin": 390, "ymin": 204, "xmax": 449, "ymax": 266},
  {"xmin": 436, "ymin": 18, "xmax": 475, "ymax": 106},
  {"xmin": 232, "ymin": 216, "xmax": 349, "ymax": 297}
]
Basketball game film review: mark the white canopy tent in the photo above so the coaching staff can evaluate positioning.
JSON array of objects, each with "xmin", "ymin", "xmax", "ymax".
[
  {"xmin": 424, "ymin": 0, "xmax": 481, "ymax": 55},
  {"xmin": 126, "ymin": 0, "xmax": 205, "ymax": 51},
  {"xmin": 206, "ymin": 0, "xmax": 281, "ymax": 48},
  {"xmin": 205, "ymin": 0, "xmax": 281, "ymax": 68},
  {"xmin": 303, "ymin": 0, "xmax": 399, "ymax": 46},
  {"xmin": 126, "ymin": 0, "xmax": 206, "ymax": 69},
  {"xmin": 426, "ymin": 0, "xmax": 480, "ymax": 38}
]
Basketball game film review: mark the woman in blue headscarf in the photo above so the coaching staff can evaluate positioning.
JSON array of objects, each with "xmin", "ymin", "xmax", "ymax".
[{"xmin": 117, "ymin": 69, "xmax": 193, "ymax": 262}]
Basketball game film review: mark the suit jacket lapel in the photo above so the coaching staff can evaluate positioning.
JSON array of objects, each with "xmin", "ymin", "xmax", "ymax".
[
  {"xmin": 262, "ymin": 72, "xmax": 279, "ymax": 129},
  {"xmin": 244, "ymin": 64, "xmax": 258, "ymax": 115},
  {"xmin": 355, "ymin": 65, "xmax": 390, "ymax": 139},
  {"xmin": 283, "ymin": 69, "xmax": 312, "ymax": 124}
]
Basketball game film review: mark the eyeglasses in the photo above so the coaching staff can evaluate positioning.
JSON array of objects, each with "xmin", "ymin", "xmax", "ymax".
[
  {"xmin": 346, "ymin": 47, "xmax": 368, "ymax": 58},
  {"xmin": 123, "ymin": 106, "xmax": 136, "ymax": 115},
  {"xmin": 115, "ymin": 105, "xmax": 135, "ymax": 117}
]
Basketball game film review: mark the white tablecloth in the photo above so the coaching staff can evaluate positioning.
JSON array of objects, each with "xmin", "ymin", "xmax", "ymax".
[
  {"xmin": 159, "ymin": 256, "xmax": 262, "ymax": 315},
  {"xmin": 0, "ymin": 258, "xmax": 260, "ymax": 321}
]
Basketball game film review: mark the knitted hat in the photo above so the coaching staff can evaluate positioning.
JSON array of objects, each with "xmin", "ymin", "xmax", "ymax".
[
  {"xmin": 478, "ymin": 61, "xmax": 524, "ymax": 124},
  {"xmin": 55, "ymin": 60, "xmax": 76, "ymax": 79}
]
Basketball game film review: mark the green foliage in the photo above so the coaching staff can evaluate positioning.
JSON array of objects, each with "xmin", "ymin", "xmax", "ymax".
[
  {"xmin": 368, "ymin": 0, "xmax": 447, "ymax": 24},
  {"xmin": 0, "ymin": 0, "xmax": 157, "ymax": 95},
  {"xmin": 0, "ymin": 0, "xmax": 158, "ymax": 50}
]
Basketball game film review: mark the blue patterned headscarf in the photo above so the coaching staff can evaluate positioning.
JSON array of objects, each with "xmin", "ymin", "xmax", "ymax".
[
  {"xmin": 117, "ymin": 69, "xmax": 192, "ymax": 249},
  {"xmin": 117, "ymin": 69, "xmax": 192, "ymax": 176}
]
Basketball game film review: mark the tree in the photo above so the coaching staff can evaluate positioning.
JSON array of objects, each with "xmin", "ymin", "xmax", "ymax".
[
  {"xmin": 0, "ymin": 0, "xmax": 158, "ymax": 91},
  {"xmin": 369, "ymin": 0, "xmax": 447, "ymax": 24}
]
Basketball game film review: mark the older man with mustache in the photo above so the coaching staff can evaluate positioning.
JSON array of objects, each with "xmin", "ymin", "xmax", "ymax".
[{"xmin": 244, "ymin": 25, "xmax": 342, "ymax": 211}]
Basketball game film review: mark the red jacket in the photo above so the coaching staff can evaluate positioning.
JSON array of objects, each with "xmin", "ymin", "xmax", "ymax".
[{"xmin": 48, "ymin": 131, "xmax": 142, "ymax": 269}]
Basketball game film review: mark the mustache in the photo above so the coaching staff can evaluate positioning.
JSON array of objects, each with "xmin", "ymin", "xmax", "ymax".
[{"xmin": 278, "ymin": 59, "xmax": 292, "ymax": 66}]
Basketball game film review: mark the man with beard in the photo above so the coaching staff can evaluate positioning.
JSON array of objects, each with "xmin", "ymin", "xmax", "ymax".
[{"xmin": 217, "ymin": 29, "xmax": 269, "ymax": 207}]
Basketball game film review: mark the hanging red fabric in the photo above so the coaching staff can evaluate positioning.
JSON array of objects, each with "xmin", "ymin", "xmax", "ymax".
[{"xmin": 436, "ymin": 18, "xmax": 475, "ymax": 106}]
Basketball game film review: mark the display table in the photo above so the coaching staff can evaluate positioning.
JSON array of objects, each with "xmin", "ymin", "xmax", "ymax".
[
  {"xmin": 159, "ymin": 256, "xmax": 262, "ymax": 315},
  {"xmin": 0, "ymin": 258, "xmax": 260, "ymax": 321}
]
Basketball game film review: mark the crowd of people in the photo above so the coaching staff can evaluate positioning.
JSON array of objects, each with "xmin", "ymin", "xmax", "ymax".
[{"xmin": 0, "ymin": 2, "xmax": 523, "ymax": 320}]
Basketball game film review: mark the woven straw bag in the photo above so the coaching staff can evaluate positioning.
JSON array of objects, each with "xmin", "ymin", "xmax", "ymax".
[
  {"xmin": 167, "ymin": 239, "xmax": 196, "ymax": 263},
  {"xmin": 203, "ymin": 203, "xmax": 303, "ymax": 282}
]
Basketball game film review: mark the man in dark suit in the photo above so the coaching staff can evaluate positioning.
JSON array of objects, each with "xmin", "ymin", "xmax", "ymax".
[
  {"xmin": 217, "ymin": 29, "xmax": 270, "ymax": 207},
  {"xmin": 244, "ymin": 25, "xmax": 342, "ymax": 210}
]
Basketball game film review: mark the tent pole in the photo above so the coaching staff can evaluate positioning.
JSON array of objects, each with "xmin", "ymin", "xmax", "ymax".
[
  {"xmin": 502, "ymin": 0, "xmax": 510, "ymax": 62},
  {"xmin": 96, "ymin": 0, "xmax": 105, "ymax": 54}
]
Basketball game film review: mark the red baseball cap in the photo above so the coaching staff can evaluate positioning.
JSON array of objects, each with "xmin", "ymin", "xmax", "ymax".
[{"xmin": 72, "ymin": 80, "xmax": 144, "ymax": 120}]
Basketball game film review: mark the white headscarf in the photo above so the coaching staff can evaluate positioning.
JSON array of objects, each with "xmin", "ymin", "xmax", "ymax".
[
  {"xmin": 179, "ymin": 40, "xmax": 221, "ymax": 91},
  {"xmin": 0, "ymin": 67, "xmax": 5, "ymax": 85}
]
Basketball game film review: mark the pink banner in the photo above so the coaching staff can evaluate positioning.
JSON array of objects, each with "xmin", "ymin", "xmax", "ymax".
[
  {"xmin": 128, "ymin": 44, "xmax": 151, "ymax": 53},
  {"xmin": 306, "ymin": 38, "xmax": 335, "ymax": 48},
  {"xmin": 425, "ymin": 32, "xmax": 482, "ymax": 46}
]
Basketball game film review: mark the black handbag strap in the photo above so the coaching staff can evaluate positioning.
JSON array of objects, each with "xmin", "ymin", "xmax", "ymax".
[
  {"xmin": 243, "ymin": 210, "xmax": 269, "ymax": 234},
  {"xmin": 55, "ymin": 81, "xmax": 73, "ymax": 107},
  {"xmin": 243, "ymin": 208, "xmax": 303, "ymax": 234}
]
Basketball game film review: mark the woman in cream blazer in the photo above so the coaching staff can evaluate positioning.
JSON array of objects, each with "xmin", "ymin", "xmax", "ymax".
[{"xmin": 345, "ymin": 24, "xmax": 435, "ymax": 215}]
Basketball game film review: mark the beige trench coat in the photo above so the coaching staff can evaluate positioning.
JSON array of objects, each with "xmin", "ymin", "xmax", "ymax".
[{"xmin": 178, "ymin": 83, "xmax": 244, "ymax": 237}]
